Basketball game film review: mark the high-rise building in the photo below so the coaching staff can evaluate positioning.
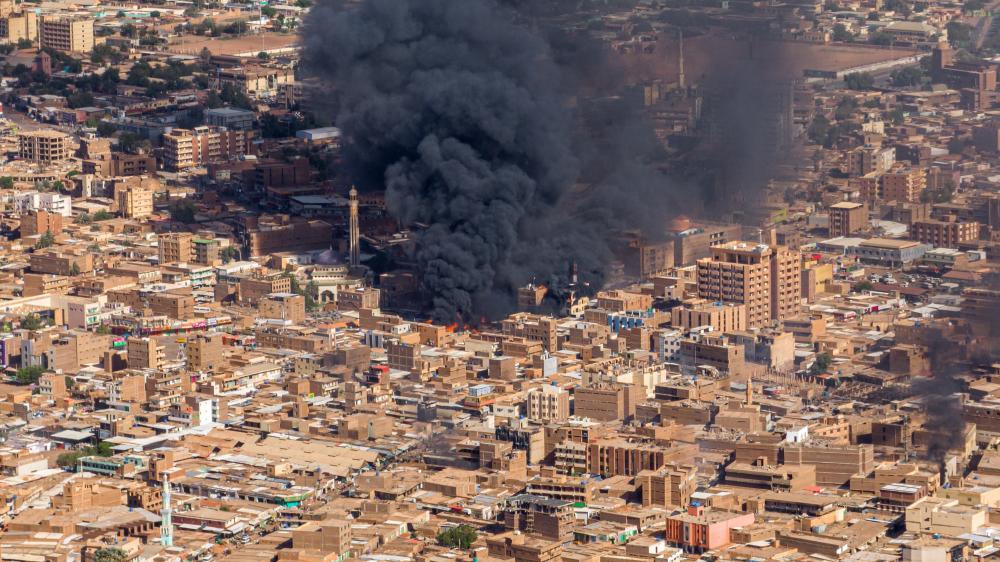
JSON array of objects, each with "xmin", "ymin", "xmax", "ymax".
[
  {"xmin": 696, "ymin": 241, "xmax": 801, "ymax": 329},
  {"xmin": 881, "ymin": 168, "xmax": 927, "ymax": 203},
  {"xmin": 158, "ymin": 232, "xmax": 193, "ymax": 264},
  {"xmin": 847, "ymin": 144, "xmax": 895, "ymax": 177},
  {"xmin": 114, "ymin": 183, "xmax": 154, "ymax": 219},
  {"xmin": 128, "ymin": 337, "xmax": 165, "ymax": 370},
  {"xmin": 162, "ymin": 126, "xmax": 251, "ymax": 171},
  {"xmin": 18, "ymin": 130, "xmax": 70, "ymax": 163},
  {"xmin": 39, "ymin": 15, "xmax": 93, "ymax": 53},
  {"xmin": 187, "ymin": 333, "xmax": 224, "ymax": 373},
  {"xmin": 526, "ymin": 385, "xmax": 569, "ymax": 422},
  {"xmin": 0, "ymin": 2, "xmax": 38, "ymax": 45},
  {"xmin": 828, "ymin": 201, "xmax": 868, "ymax": 237}
]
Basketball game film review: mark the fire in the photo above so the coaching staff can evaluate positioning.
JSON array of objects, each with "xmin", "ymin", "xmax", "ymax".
[{"xmin": 446, "ymin": 322, "xmax": 459, "ymax": 333}]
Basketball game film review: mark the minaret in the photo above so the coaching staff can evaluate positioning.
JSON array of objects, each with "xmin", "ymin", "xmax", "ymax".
[
  {"xmin": 349, "ymin": 186, "xmax": 360, "ymax": 267},
  {"xmin": 160, "ymin": 475, "xmax": 173, "ymax": 547},
  {"xmin": 678, "ymin": 29, "xmax": 685, "ymax": 90},
  {"xmin": 746, "ymin": 378, "xmax": 753, "ymax": 407}
]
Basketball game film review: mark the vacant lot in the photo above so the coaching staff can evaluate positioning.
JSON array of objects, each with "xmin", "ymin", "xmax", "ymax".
[
  {"xmin": 619, "ymin": 32, "xmax": 920, "ymax": 82},
  {"xmin": 166, "ymin": 32, "xmax": 299, "ymax": 56}
]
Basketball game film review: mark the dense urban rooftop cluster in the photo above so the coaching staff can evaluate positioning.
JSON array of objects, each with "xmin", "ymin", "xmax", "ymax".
[{"xmin": 0, "ymin": 0, "xmax": 997, "ymax": 561}]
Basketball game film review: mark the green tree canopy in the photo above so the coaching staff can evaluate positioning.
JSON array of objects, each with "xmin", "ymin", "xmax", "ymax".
[{"xmin": 437, "ymin": 525, "xmax": 478, "ymax": 549}]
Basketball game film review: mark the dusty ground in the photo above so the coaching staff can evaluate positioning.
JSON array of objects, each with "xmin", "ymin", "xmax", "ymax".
[
  {"xmin": 166, "ymin": 32, "xmax": 299, "ymax": 56},
  {"xmin": 619, "ymin": 32, "xmax": 920, "ymax": 83}
]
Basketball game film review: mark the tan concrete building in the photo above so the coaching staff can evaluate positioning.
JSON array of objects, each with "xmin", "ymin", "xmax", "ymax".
[
  {"xmin": 163, "ymin": 126, "xmax": 251, "ymax": 171},
  {"xmin": 696, "ymin": 242, "xmax": 801, "ymax": 329},
  {"xmin": 0, "ymin": 4, "xmax": 38, "ymax": 44},
  {"xmin": 114, "ymin": 183, "xmax": 154, "ymax": 219},
  {"xmin": 187, "ymin": 333, "xmax": 224, "ymax": 373},
  {"xmin": 526, "ymin": 385, "xmax": 569, "ymax": 422},
  {"xmin": 259, "ymin": 293, "xmax": 306, "ymax": 323},
  {"xmin": 127, "ymin": 337, "xmax": 165, "ymax": 370},
  {"xmin": 828, "ymin": 201, "xmax": 867, "ymax": 237},
  {"xmin": 574, "ymin": 384, "xmax": 639, "ymax": 422},
  {"xmin": 671, "ymin": 300, "xmax": 747, "ymax": 332},
  {"xmin": 20, "ymin": 210, "xmax": 62, "ymax": 237},
  {"xmin": 158, "ymin": 232, "xmax": 193, "ymax": 265},
  {"xmin": 881, "ymin": 168, "xmax": 926, "ymax": 203},
  {"xmin": 18, "ymin": 130, "xmax": 71, "ymax": 163},
  {"xmin": 39, "ymin": 14, "xmax": 93, "ymax": 53},
  {"xmin": 910, "ymin": 217, "xmax": 980, "ymax": 248}
]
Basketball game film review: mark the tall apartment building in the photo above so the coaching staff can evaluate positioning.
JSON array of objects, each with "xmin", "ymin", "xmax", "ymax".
[
  {"xmin": 910, "ymin": 217, "xmax": 980, "ymax": 248},
  {"xmin": 114, "ymin": 183, "xmax": 154, "ymax": 219},
  {"xmin": 526, "ymin": 385, "xmax": 570, "ymax": 422},
  {"xmin": 828, "ymin": 201, "xmax": 868, "ymax": 237},
  {"xmin": 127, "ymin": 337, "xmax": 165, "ymax": 370},
  {"xmin": 848, "ymin": 144, "xmax": 894, "ymax": 177},
  {"xmin": 159, "ymin": 232, "xmax": 193, "ymax": 264},
  {"xmin": 0, "ymin": 0, "xmax": 37, "ymax": 45},
  {"xmin": 18, "ymin": 130, "xmax": 70, "ymax": 163},
  {"xmin": 187, "ymin": 333, "xmax": 224, "ymax": 373},
  {"xmin": 39, "ymin": 15, "xmax": 93, "ymax": 53},
  {"xmin": 696, "ymin": 242, "xmax": 801, "ymax": 329},
  {"xmin": 163, "ymin": 126, "xmax": 251, "ymax": 171},
  {"xmin": 881, "ymin": 168, "xmax": 926, "ymax": 203}
]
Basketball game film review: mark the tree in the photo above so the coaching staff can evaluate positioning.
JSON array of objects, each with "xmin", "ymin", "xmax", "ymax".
[
  {"xmin": 261, "ymin": 5, "xmax": 276, "ymax": 17},
  {"xmin": 257, "ymin": 51, "xmax": 269, "ymax": 60},
  {"xmin": 808, "ymin": 114, "xmax": 830, "ymax": 145},
  {"xmin": 169, "ymin": 199, "xmax": 198, "ymax": 223},
  {"xmin": 151, "ymin": 10, "xmax": 161, "ymax": 17},
  {"xmin": 855, "ymin": 281, "xmax": 874, "ymax": 292},
  {"xmin": 76, "ymin": 213, "xmax": 92, "ymax": 225},
  {"xmin": 890, "ymin": 66, "xmax": 923, "ymax": 88},
  {"xmin": 93, "ymin": 210, "xmax": 114, "ymax": 221},
  {"xmin": 948, "ymin": 137, "xmax": 969, "ymax": 154},
  {"xmin": 221, "ymin": 246, "xmax": 240, "ymax": 263},
  {"xmin": 16, "ymin": 38, "xmax": 31, "ymax": 49},
  {"xmin": 69, "ymin": 263, "xmax": 81, "ymax": 276},
  {"xmin": 93, "ymin": 547, "xmax": 128, "ymax": 562},
  {"xmin": 888, "ymin": 107, "xmax": 905, "ymax": 124},
  {"xmin": 15, "ymin": 365, "xmax": 45, "ymax": 384},
  {"xmin": 870, "ymin": 31, "xmax": 893, "ymax": 45},
  {"xmin": 844, "ymin": 72, "xmax": 874, "ymax": 91},
  {"xmin": 20, "ymin": 314, "xmax": 45, "ymax": 331},
  {"xmin": 832, "ymin": 23, "xmax": 853, "ymax": 42},
  {"xmin": 34, "ymin": 231, "xmax": 55, "ymax": 250},
  {"xmin": 437, "ymin": 525, "xmax": 477, "ymax": 549},
  {"xmin": 809, "ymin": 353, "xmax": 833, "ymax": 376},
  {"xmin": 947, "ymin": 21, "xmax": 973, "ymax": 45},
  {"xmin": 96, "ymin": 121, "xmax": 117, "ymax": 137},
  {"xmin": 0, "ymin": 177, "xmax": 13, "ymax": 189}
]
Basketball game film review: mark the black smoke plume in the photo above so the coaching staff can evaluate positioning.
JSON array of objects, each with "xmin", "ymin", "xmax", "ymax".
[
  {"xmin": 912, "ymin": 338, "xmax": 965, "ymax": 481},
  {"xmin": 303, "ymin": 0, "xmax": 796, "ymax": 322}
]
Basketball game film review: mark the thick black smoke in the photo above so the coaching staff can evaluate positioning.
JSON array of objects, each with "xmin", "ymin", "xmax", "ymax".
[
  {"xmin": 303, "ymin": 0, "xmax": 621, "ymax": 321},
  {"xmin": 303, "ymin": 0, "xmax": 795, "ymax": 322},
  {"xmin": 912, "ymin": 338, "xmax": 965, "ymax": 479}
]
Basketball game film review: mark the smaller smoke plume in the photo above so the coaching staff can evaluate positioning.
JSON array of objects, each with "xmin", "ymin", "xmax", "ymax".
[{"xmin": 913, "ymin": 337, "xmax": 966, "ymax": 480}]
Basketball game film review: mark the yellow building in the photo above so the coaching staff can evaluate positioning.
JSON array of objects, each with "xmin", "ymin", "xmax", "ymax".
[
  {"xmin": 40, "ymin": 14, "xmax": 93, "ymax": 53},
  {"xmin": 696, "ymin": 242, "xmax": 802, "ymax": 329},
  {"xmin": 18, "ymin": 130, "xmax": 71, "ymax": 163},
  {"xmin": 114, "ymin": 183, "xmax": 154, "ymax": 219}
]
